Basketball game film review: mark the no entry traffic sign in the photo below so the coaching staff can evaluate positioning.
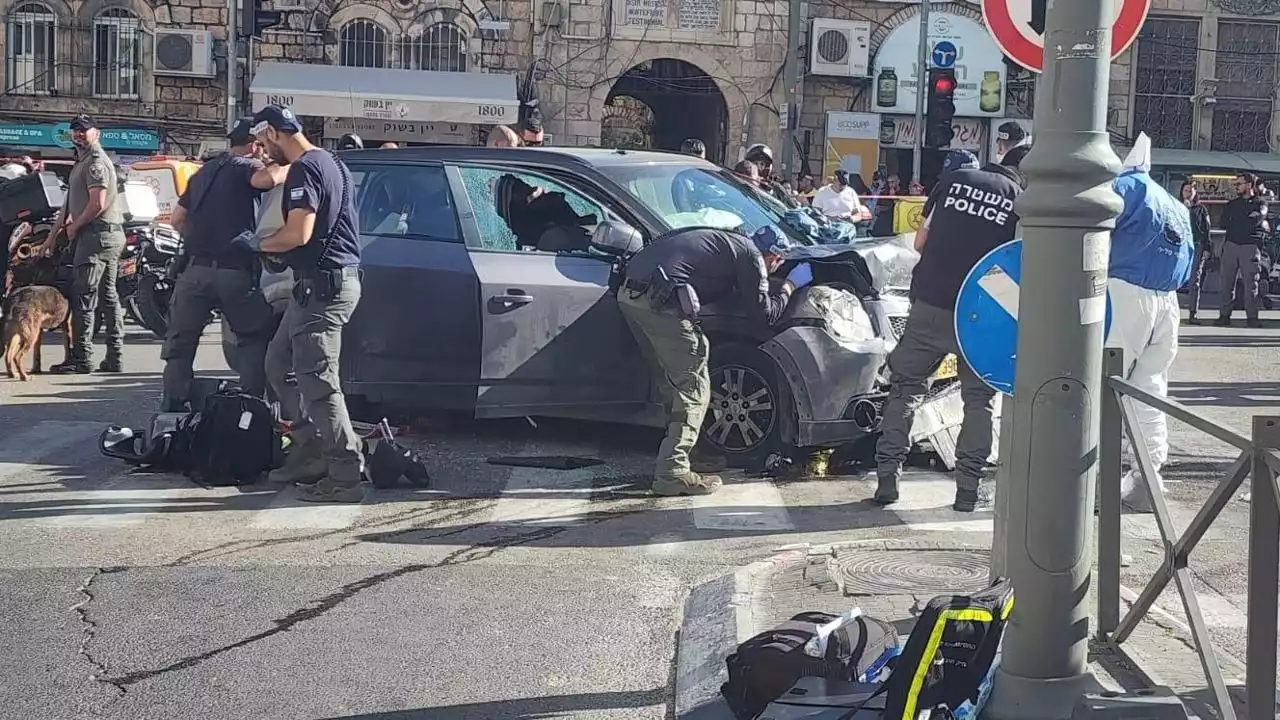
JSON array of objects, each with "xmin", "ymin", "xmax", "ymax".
[{"xmin": 981, "ymin": 0, "xmax": 1152, "ymax": 73}]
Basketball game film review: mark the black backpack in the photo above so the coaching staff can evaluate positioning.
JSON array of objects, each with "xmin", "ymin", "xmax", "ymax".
[
  {"xmin": 721, "ymin": 610, "xmax": 900, "ymax": 720},
  {"xmin": 185, "ymin": 390, "xmax": 282, "ymax": 486},
  {"xmin": 882, "ymin": 578, "xmax": 1015, "ymax": 720}
]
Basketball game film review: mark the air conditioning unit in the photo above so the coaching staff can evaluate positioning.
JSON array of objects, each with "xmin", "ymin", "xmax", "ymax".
[
  {"xmin": 809, "ymin": 19, "xmax": 871, "ymax": 78},
  {"xmin": 153, "ymin": 29, "xmax": 215, "ymax": 78}
]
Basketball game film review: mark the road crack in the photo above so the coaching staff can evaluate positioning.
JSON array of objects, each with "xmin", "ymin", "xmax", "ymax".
[
  {"xmin": 104, "ymin": 523, "xmax": 572, "ymax": 687},
  {"xmin": 73, "ymin": 567, "xmax": 129, "ymax": 710}
]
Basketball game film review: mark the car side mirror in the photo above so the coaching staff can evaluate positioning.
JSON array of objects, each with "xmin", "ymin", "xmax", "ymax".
[{"xmin": 589, "ymin": 219, "xmax": 643, "ymax": 258}]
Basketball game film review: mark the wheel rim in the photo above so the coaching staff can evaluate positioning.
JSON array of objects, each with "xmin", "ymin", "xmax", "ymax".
[{"xmin": 705, "ymin": 363, "xmax": 776, "ymax": 453}]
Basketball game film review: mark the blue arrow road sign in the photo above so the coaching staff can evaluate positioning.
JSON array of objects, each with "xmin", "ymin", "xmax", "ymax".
[
  {"xmin": 931, "ymin": 41, "xmax": 958, "ymax": 68},
  {"xmin": 954, "ymin": 239, "xmax": 1113, "ymax": 396}
]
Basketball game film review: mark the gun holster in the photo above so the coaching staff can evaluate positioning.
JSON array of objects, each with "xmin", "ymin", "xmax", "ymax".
[
  {"xmin": 648, "ymin": 267, "xmax": 677, "ymax": 310},
  {"xmin": 648, "ymin": 267, "xmax": 700, "ymax": 319}
]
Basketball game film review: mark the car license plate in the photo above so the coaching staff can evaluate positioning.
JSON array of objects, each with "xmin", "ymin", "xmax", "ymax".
[{"xmin": 935, "ymin": 354, "xmax": 959, "ymax": 380}]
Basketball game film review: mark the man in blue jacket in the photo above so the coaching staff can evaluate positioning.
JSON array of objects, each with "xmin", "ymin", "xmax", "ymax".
[{"xmin": 1108, "ymin": 136, "xmax": 1195, "ymax": 512}]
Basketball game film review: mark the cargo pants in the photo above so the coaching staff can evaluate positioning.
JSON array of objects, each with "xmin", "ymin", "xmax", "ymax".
[
  {"xmin": 69, "ymin": 225, "xmax": 125, "ymax": 367},
  {"xmin": 617, "ymin": 290, "xmax": 711, "ymax": 479},
  {"xmin": 1218, "ymin": 242, "xmax": 1261, "ymax": 321},
  {"xmin": 874, "ymin": 300, "xmax": 997, "ymax": 494},
  {"xmin": 265, "ymin": 269, "xmax": 363, "ymax": 488},
  {"xmin": 161, "ymin": 261, "xmax": 276, "ymax": 408}
]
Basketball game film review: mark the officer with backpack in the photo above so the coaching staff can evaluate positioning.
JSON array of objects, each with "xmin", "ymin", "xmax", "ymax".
[{"xmin": 160, "ymin": 117, "xmax": 287, "ymax": 411}]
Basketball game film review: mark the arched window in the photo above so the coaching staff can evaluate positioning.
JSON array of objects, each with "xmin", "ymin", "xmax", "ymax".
[
  {"xmin": 5, "ymin": 3, "xmax": 57, "ymax": 94},
  {"xmin": 339, "ymin": 19, "xmax": 389, "ymax": 68},
  {"xmin": 412, "ymin": 23, "xmax": 467, "ymax": 72},
  {"xmin": 93, "ymin": 7, "xmax": 141, "ymax": 98}
]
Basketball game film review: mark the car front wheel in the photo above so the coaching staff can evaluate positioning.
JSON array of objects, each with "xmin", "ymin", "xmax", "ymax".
[{"xmin": 699, "ymin": 342, "xmax": 789, "ymax": 468}]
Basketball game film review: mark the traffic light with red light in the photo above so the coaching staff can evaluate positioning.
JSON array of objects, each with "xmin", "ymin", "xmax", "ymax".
[{"xmin": 925, "ymin": 68, "xmax": 957, "ymax": 149}]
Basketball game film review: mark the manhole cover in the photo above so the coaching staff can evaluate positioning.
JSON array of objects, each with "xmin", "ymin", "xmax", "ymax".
[{"xmin": 832, "ymin": 549, "xmax": 991, "ymax": 596}]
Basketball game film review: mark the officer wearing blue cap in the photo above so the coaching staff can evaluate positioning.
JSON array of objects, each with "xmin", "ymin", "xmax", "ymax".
[
  {"xmin": 246, "ymin": 104, "xmax": 365, "ymax": 503},
  {"xmin": 160, "ymin": 116, "xmax": 288, "ymax": 411},
  {"xmin": 616, "ymin": 224, "xmax": 809, "ymax": 496}
]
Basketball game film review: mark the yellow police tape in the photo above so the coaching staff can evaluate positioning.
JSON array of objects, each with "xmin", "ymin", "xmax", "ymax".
[{"xmin": 893, "ymin": 196, "xmax": 928, "ymax": 234}]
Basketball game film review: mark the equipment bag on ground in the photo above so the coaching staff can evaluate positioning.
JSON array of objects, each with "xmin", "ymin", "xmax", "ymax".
[
  {"xmin": 99, "ymin": 386, "xmax": 281, "ymax": 486},
  {"xmin": 881, "ymin": 577, "xmax": 1014, "ymax": 720},
  {"xmin": 185, "ymin": 389, "xmax": 281, "ymax": 486},
  {"xmin": 721, "ymin": 608, "xmax": 901, "ymax": 720}
]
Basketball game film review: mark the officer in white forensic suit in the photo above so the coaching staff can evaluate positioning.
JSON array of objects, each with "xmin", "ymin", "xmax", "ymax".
[{"xmin": 1106, "ymin": 133, "xmax": 1195, "ymax": 512}]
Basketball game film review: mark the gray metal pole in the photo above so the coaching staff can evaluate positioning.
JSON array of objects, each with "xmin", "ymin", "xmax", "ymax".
[
  {"xmin": 226, "ymin": 0, "xmax": 239, "ymax": 132},
  {"xmin": 984, "ymin": 0, "xmax": 1123, "ymax": 717},
  {"xmin": 780, "ymin": 0, "xmax": 802, "ymax": 178},
  {"xmin": 910, "ymin": 0, "xmax": 929, "ymax": 184}
]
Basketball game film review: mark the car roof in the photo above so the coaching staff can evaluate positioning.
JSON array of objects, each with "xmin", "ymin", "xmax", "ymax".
[{"xmin": 337, "ymin": 145, "xmax": 718, "ymax": 170}]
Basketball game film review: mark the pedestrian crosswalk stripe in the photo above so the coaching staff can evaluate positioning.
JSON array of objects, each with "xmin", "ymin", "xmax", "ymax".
[
  {"xmin": 33, "ymin": 477, "xmax": 253, "ymax": 528},
  {"xmin": 488, "ymin": 448, "xmax": 606, "ymax": 527},
  {"xmin": 885, "ymin": 479, "xmax": 992, "ymax": 532},
  {"xmin": 691, "ymin": 476, "xmax": 793, "ymax": 532},
  {"xmin": 0, "ymin": 421, "xmax": 106, "ymax": 485},
  {"xmin": 249, "ymin": 486, "xmax": 364, "ymax": 529}
]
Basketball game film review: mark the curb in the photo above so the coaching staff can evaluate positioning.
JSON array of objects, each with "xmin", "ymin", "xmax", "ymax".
[
  {"xmin": 673, "ymin": 550, "xmax": 806, "ymax": 719},
  {"xmin": 673, "ymin": 539, "xmax": 973, "ymax": 718},
  {"xmin": 672, "ymin": 541, "xmax": 1256, "ymax": 719}
]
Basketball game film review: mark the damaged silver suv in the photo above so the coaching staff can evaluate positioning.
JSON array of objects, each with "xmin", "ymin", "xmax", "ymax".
[{"xmin": 224, "ymin": 147, "xmax": 962, "ymax": 468}]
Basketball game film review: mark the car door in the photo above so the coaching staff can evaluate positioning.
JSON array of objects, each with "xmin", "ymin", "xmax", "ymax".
[
  {"xmin": 449, "ymin": 162, "xmax": 652, "ymax": 420},
  {"xmin": 340, "ymin": 160, "xmax": 483, "ymax": 412}
]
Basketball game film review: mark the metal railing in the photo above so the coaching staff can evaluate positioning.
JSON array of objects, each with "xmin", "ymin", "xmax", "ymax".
[{"xmin": 1096, "ymin": 347, "xmax": 1280, "ymax": 720}]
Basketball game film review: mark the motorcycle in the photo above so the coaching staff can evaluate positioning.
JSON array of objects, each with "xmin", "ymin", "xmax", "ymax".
[{"xmin": 131, "ymin": 223, "xmax": 184, "ymax": 340}]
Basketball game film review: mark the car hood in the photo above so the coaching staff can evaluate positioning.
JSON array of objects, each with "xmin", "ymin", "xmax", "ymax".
[{"xmin": 781, "ymin": 234, "xmax": 920, "ymax": 295}]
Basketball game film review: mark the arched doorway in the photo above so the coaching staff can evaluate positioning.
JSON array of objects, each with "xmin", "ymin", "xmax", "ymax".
[
  {"xmin": 605, "ymin": 59, "xmax": 728, "ymax": 164},
  {"xmin": 601, "ymin": 95, "xmax": 656, "ymax": 150}
]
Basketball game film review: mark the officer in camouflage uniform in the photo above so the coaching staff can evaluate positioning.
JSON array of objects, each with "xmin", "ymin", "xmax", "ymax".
[{"xmin": 44, "ymin": 115, "xmax": 125, "ymax": 374}]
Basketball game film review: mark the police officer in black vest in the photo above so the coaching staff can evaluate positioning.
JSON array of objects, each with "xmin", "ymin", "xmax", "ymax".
[
  {"xmin": 161, "ymin": 117, "xmax": 287, "ymax": 410},
  {"xmin": 874, "ymin": 145, "xmax": 1031, "ymax": 512},
  {"xmin": 245, "ymin": 105, "xmax": 365, "ymax": 504}
]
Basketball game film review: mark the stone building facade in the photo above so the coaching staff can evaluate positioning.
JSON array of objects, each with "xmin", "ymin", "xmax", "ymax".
[
  {"xmin": 0, "ymin": 0, "xmax": 232, "ymax": 157},
  {"xmin": 2, "ymin": 0, "xmax": 1278, "ymax": 174}
]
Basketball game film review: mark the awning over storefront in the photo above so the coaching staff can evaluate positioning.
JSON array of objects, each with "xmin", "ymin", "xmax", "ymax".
[
  {"xmin": 1144, "ymin": 148, "xmax": 1280, "ymax": 175},
  {"xmin": 249, "ymin": 62, "xmax": 519, "ymax": 126}
]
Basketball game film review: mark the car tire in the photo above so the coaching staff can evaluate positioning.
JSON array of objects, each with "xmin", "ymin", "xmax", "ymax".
[{"xmin": 699, "ymin": 342, "xmax": 791, "ymax": 469}]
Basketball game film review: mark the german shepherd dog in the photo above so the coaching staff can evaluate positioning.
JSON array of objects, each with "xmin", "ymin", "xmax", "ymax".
[{"xmin": 3, "ymin": 285, "xmax": 71, "ymax": 381}]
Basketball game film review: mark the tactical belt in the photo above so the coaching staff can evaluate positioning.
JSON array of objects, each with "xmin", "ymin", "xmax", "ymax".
[{"xmin": 191, "ymin": 256, "xmax": 254, "ymax": 271}]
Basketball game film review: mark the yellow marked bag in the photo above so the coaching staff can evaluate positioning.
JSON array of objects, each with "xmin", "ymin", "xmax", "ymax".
[{"xmin": 882, "ymin": 577, "xmax": 1015, "ymax": 720}]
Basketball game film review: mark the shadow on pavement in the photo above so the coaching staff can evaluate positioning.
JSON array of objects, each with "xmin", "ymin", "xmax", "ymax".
[
  {"xmin": 314, "ymin": 688, "xmax": 670, "ymax": 719},
  {"xmin": 351, "ymin": 482, "xmax": 972, "ymax": 549}
]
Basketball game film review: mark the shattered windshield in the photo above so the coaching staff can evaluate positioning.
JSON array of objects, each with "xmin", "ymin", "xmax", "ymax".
[{"xmin": 597, "ymin": 162, "xmax": 813, "ymax": 245}]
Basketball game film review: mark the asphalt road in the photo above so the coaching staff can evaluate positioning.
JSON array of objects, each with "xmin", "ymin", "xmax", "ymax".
[{"xmin": 0, "ymin": 284, "xmax": 1271, "ymax": 719}]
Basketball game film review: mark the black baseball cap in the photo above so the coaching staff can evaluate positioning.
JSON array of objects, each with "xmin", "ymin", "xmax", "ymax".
[
  {"xmin": 997, "ymin": 121, "xmax": 1027, "ymax": 145},
  {"xmin": 227, "ymin": 116, "xmax": 255, "ymax": 146},
  {"xmin": 250, "ymin": 104, "xmax": 303, "ymax": 135},
  {"xmin": 69, "ymin": 114, "xmax": 96, "ymax": 131}
]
